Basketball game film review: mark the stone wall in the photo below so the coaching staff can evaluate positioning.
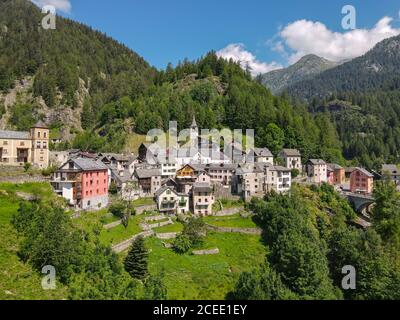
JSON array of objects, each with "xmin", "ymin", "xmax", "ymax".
[
  {"xmin": 192, "ymin": 248, "xmax": 220, "ymax": 255},
  {"xmin": 205, "ymin": 223, "xmax": 262, "ymax": 235}
]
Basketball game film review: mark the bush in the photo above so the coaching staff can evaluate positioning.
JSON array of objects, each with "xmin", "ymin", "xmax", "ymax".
[
  {"xmin": 109, "ymin": 201, "xmax": 126, "ymax": 218},
  {"xmin": 173, "ymin": 234, "xmax": 192, "ymax": 254}
]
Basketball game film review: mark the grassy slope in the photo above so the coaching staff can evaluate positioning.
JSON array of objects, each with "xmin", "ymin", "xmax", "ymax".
[
  {"xmin": 203, "ymin": 214, "xmax": 258, "ymax": 228},
  {"xmin": 146, "ymin": 232, "xmax": 266, "ymax": 299},
  {"xmin": 0, "ymin": 183, "xmax": 67, "ymax": 300}
]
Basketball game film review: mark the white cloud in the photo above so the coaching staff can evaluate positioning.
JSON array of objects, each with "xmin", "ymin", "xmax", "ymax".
[
  {"xmin": 216, "ymin": 43, "xmax": 282, "ymax": 76},
  {"xmin": 279, "ymin": 17, "xmax": 400, "ymax": 64},
  {"xmin": 31, "ymin": 0, "xmax": 71, "ymax": 13}
]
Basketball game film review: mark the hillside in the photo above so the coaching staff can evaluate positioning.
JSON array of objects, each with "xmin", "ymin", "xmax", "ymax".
[
  {"xmin": 0, "ymin": 0, "xmax": 156, "ymax": 133},
  {"xmin": 0, "ymin": 0, "xmax": 342, "ymax": 162},
  {"xmin": 287, "ymin": 35, "xmax": 400, "ymax": 101},
  {"xmin": 260, "ymin": 54, "xmax": 337, "ymax": 94}
]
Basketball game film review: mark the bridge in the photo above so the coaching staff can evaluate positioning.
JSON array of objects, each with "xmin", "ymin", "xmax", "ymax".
[{"xmin": 340, "ymin": 191, "xmax": 375, "ymax": 214}]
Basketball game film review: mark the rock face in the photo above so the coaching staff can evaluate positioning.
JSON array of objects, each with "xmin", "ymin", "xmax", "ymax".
[{"xmin": 261, "ymin": 54, "xmax": 338, "ymax": 94}]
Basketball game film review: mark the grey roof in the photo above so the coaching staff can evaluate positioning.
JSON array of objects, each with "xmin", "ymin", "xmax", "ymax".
[
  {"xmin": 70, "ymin": 158, "xmax": 109, "ymax": 171},
  {"xmin": 252, "ymin": 148, "xmax": 273, "ymax": 157},
  {"xmin": 155, "ymin": 185, "xmax": 176, "ymax": 197},
  {"xmin": 280, "ymin": 149, "xmax": 301, "ymax": 157},
  {"xmin": 235, "ymin": 163, "xmax": 266, "ymax": 175},
  {"xmin": 382, "ymin": 164, "xmax": 399, "ymax": 175},
  {"xmin": 135, "ymin": 168, "xmax": 162, "ymax": 179},
  {"xmin": 32, "ymin": 120, "xmax": 48, "ymax": 129},
  {"xmin": 0, "ymin": 130, "xmax": 30, "ymax": 140},
  {"xmin": 205, "ymin": 163, "xmax": 238, "ymax": 171},
  {"xmin": 193, "ymin": 182, "xmax": 212, "ymax": 193},
  {"xmin": 328, "ymin": 163, "xmax": 343, "ymax": 170},
  {"xmin": 270, "ymin": 166, "xmax": 291, "ymax": 172},
  {"xmin": 354, "ymin": 167, "xmax": 374, "ymax": 177},
  {"xmin": 308, "ymin": 159, "xmax": 326, "ymax": 165}
]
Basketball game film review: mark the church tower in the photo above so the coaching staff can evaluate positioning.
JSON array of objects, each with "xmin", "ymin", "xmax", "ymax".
[
  {"xmin": 30, "ymin": 121, "xmax": 50, "ymax": 169},
  {"xmin": 190, "ymin": 115, "xmax": 199, "ymax": 148}
]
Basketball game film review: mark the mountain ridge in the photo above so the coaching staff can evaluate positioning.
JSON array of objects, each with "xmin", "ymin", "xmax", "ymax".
[{"xmin": 260, "ymin": 54, "xmax": 338, "ymax": 94}]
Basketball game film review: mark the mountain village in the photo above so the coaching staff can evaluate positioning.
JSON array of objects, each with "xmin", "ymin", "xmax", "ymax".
[{"xmin": 0, "ymin": 116, "xmax": 393, "ymax": 217}]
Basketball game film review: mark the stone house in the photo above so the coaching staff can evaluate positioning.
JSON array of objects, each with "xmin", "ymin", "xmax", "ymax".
[
  {"xmin": 0, "ymin": 121, "xmax": 49, "ymax": 168},
  {"xmin": 134, "ymin": 168, "xmax": 162, "ymax": 197},
  {"xmin": 327, "ymin": 163, "xmax": 345, "ymax": 185},
  {"xmin": 278, "ymin": 149, "xmax": 302, "ymax": 173},
  {"xmin": 306, "ymin": 159, "xmax": 327, "ymax": 184},
  {"xmin": 192, "ymin": 182, "xmax": 214, "ymax": 216},
  {"xmin": 155, "ymin": 186, "xmax": 190, "ymax": 215},
  {"xmin": 350, "ymin": 168, "xmax": 374, "ymax": 194},
  {"xmin": 51, "ymin": 157, "xmax": 109, "ymax": 210},
  {"xmin": 382, "ymin": 164, "xmax": 400, "ymax": 185}
]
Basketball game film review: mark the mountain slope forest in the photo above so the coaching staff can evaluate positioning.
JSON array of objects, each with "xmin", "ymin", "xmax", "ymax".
[
  {"xmin": 284, "ymin": 35, "xmax": 400, "ymax": 168},
  {"xmin": 0, "ymin": 0, "xmax": 344, "ymax": 162}
]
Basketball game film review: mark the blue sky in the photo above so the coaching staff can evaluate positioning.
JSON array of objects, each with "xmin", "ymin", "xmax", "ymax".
[{"xmin": 33, "ymin": 0, "xmax": 400, "ymax": 73}]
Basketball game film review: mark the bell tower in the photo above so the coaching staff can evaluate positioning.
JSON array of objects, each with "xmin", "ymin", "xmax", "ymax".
[
  {"xmin": 30, "ymin": 120, "xmax": 50, "ymax": 168},
  {"xmin": 190, "ymin": 115, "xmax": 199, "ymax": 148}
]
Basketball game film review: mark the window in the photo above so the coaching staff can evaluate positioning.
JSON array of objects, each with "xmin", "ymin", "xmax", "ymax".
[
  {"xmin": 3, "ymin": 141, "xmax": 8, "ymax": 146},
  {"xmin": 36, "ymin": 141, "xmax": 41, "ymax": 149},
  {"xmin": 43, "ymin": 142, "xmax": 47, "ymax": 149},
  {"xmin": 20, "ymin": 142, "xmax": 25, "ymax": 146},
  {"xmin": 44, "ymin": 132, "xmax": 47, "ymax": 138}
]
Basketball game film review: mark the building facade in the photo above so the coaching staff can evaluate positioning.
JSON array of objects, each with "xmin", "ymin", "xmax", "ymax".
[
  {"xmin": 350, "ymin": 168, "xmax": 374, "ymax": 194},
  {"xmin": 0, "ymin": 121, "xmax": 49, "ymax": 168},
  {"xmin": 306, "ymin": 159, "xmax": 327, "ymax": 184},
  {"xmin": 278, "ymin": 149, "xmax": 302, "ymax": 173},
  {"xmin": 51, "ymin": 158, "xmax": 109, "ymax": 210}
]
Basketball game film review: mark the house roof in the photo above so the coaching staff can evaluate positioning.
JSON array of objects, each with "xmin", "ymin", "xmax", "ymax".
[
  {"xmin": 66, "ymin": 158, "xmax": 109, "ymax": 171},
  {"xmin": 135, "ymin": 168, "xmax": 161, "ymax": 179},
  {"xmin": 280, "ymin": 149, "xmax": 301, "ymax": 157},
  {"xmin": 382, "ymin": 164, "xmax": 400, "ymax": 175},
  {"xmin": 252, "ymin": 148, "xmax": 273, "ymax": 157},
  {"xmin": 353, "ymin": 167, "xmax": 374, "ymax": 177},
  {"xmin": 328, "ymin": 163, "xmax": 343, "ymax": 171},
  {"xmin": 155, "ymin": 185, "xmax": 176, "ymax": 197},
  {"xmin": 0, "ymin": 130, "xmax": 30, "ymax": 140},
  {"xmin": 270, "ymin": 166, "xmax": 291, "ymax": 172},
  {"xmin": 308, "ymin": 159, "xmax": 326, "ymax": 165},
  {"xmin": 32, "ymin": 120, "xmax": 48, "ymax": 129},
  {"xmin": 193, "ymin": 182, "xmax": 212, "ymax": 193}
]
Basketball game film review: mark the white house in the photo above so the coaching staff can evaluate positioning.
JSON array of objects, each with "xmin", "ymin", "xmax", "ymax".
[
  {"xmin": 306, "ymin": 159, "xmax": 327, "ymax": 184},
  {"xmin": 279, "ymin": 149, "xmax": 302, "ymax": 172},
  {"xmin": 155, "ymin": 186, "xmax": 190, "ymax": 214}
]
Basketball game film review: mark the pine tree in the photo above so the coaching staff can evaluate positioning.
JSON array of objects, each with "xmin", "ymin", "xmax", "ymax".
[{"xmin": 124, "ymin": 236, "xmax": 149, "ymax": 280}]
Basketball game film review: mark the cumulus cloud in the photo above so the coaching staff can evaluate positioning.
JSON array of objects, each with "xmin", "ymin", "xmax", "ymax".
[
  {"xmin": 216, "ymin": 43, "xmax": 282, "ymax": 76},
  {"xmin": 31, "ymin": 0, "xmax": 71, "ymax": 13},
  {"xmin": 279, "ymin": 17, "xmax": 400, "ymax": 64}
]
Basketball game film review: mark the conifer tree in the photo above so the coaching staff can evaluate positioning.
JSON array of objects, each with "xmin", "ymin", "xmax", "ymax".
[{"xmin": 124, "ymin": 236, "xmax": 149, "ymax": 280}]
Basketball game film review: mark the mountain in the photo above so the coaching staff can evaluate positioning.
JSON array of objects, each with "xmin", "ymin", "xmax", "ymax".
[
  {"xmin": 0, "ymin": 0, "xmax": 343, "ymax": 162},
  {"xmin": 0, "ymin": 0, "xmax": 156, "ymax": 130},
  {"xmin": 287, "ymin": 35, "xmax": 400, "ymax": 101},
  {"xmin": 260, "ymin": 54, "xmax": 338, "ymax": 94}
]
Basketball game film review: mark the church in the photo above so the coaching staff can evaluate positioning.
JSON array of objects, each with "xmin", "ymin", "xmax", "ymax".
[{"xmin": 0, "ymin": 121, "xmax": 50, "ymax": 168}]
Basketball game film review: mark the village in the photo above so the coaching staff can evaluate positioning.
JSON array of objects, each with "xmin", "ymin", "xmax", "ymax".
[{"xmin": 1, "ymin": 117, "xmax": 395, "ymax": 217}]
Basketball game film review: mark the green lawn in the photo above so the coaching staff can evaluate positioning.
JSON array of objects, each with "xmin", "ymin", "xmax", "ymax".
[
  {"xmin": 146, "ymin": 232, "xmax": 266, "ymax": 299},
  {"xmin": 153, "ymin": 222, "xmax": 184, "ymax": 233},
  {"xmin": 203, "ymin": 214, "xmax": 258, "ymax": 228},
  {"xmin": 213, "ymin": 199, "xmax": 244, "ymax": 212},
  {"xmin": 132, "ymin": 197, "xmax": 155, "ymax": 207},
  {"xmin": 0, "ymin": 183, "xmax": 67, "ymax": 300},
  {"xmin": 99, "ymin": 215, "xmax": 144, "ymax": 245}
]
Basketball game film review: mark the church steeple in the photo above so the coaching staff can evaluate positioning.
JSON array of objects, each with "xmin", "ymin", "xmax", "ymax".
[{"xmin": 191, "ymin": 115, "xmax": 198, "ymax": 130}]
